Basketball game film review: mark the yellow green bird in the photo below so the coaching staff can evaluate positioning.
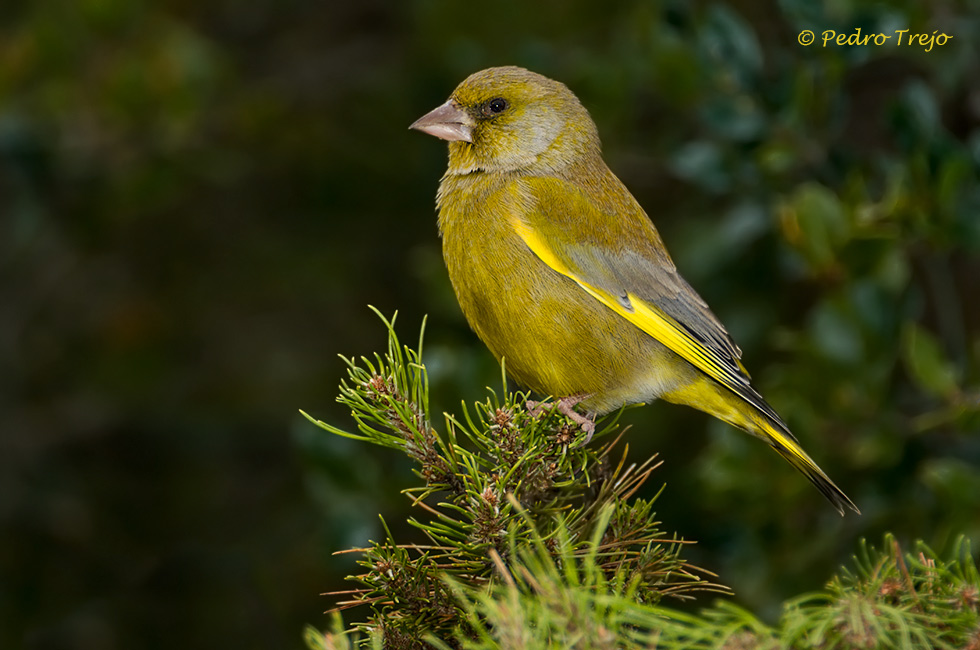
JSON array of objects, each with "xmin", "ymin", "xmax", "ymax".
[{"xmin": 410, "ymin": 66, "xmax": 859, "ymax": 515}]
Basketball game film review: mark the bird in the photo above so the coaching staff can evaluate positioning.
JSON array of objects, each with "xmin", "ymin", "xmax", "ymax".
[{"xmin": 409, "ymin": 65, "xmax": 859, "ymax": 515}]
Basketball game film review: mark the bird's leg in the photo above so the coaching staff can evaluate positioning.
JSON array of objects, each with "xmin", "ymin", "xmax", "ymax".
[{"xmin": 526, "ymin": 395, "xmax": 597, "ymax": 444}]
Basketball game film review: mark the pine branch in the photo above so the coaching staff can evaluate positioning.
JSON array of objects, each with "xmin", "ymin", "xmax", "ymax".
[
  {"xmin": 302, "ymin": 310, "xmax": 980, "ymax": 649},
  {"xmin": 301, "ymin": 309, "xmax": 725, "ymax": 648},
  {"xmin": 435, "ymin": 533, "xmax": 980, "ymax": 650}
]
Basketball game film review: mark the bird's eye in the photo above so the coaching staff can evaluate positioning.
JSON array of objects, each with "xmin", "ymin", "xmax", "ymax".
[{"xmin": 482, "ymin": 97, "xmax": 509, "ymax": 116}]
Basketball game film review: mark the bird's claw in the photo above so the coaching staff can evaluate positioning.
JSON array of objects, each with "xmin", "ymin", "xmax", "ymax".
[{"xmin": 526, "ymin": 396, "xmax": 596, "ymax": 445}]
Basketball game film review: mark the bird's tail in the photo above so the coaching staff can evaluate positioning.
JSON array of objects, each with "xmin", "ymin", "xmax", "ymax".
[
  {"xmin": 754, "ymin": 413, "xmax": 859, "ymax": 516},
  {"xmin": 663, "ymin": 377, "xmax": 859, "ymax": 515}
]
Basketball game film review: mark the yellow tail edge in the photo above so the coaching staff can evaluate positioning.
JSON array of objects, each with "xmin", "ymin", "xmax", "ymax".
[
  {"xmin": 760, "ymin": 419, "xmax": 860, "ymax": 516},
  {"xmin": 662, "ymin": 377, "xmax": 860, "ymax": 515}
]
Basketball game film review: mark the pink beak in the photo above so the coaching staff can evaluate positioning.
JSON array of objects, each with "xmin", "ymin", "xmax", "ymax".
[{"xmin": 409, "ymin": 101, "xmax": 474, "ymax": 143}]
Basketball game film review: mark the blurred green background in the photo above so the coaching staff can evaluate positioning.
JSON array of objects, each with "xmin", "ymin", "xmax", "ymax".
[{"xmin": 2, "ymin": 0, "xmax": 978, "ymax": 647}]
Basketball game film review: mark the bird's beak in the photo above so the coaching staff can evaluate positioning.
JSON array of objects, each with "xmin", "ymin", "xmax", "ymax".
[{"xmin": 409, "ymin": 100, "xmax": 474, "ymax": 143}]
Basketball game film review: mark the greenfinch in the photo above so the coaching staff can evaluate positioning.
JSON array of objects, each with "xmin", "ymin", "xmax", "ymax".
[{"xmin": 411, "ymin": 66, "xmax": 858, "ymax": 515}]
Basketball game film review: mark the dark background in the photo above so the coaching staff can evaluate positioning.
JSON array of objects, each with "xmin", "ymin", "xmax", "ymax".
[{"xmin": 2, "ymin": 0, "xmax": 978, "ymax": 648}]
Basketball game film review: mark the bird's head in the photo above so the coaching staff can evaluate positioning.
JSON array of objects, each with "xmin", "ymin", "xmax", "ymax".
[{"xmin": 410, "ymin": 66, "xmax": 600, "ymax": 176}]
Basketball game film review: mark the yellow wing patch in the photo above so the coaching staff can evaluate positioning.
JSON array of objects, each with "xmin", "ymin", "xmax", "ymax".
[
  {"xmin": 510, "ymin": 216, "xmax": 749, "ymax": 396},
  {"xmin": 511, "ymin": 214, "xmax": 859, "ymax": 515}
]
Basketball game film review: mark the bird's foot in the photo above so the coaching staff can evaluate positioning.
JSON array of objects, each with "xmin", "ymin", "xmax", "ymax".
[{"xmin": 526, "ymin": 395, "xmax": 597, "ymax": 445}]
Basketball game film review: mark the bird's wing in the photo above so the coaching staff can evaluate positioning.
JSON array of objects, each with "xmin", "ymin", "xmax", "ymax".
[{"xmin": 509, "ymin": 175, "xmax": 785, "ymax": 424}]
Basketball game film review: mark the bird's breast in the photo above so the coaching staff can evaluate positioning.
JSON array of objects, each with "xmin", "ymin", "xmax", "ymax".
[{"xmin": 435, "ymin": 174, "xmax": 684, "ymax": 411}]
